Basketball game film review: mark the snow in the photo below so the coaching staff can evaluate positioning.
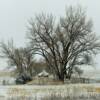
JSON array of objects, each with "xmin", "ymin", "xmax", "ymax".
[
  {"xmin": 0, "ymin": 77, "xmax": 16, "ymax": 85},
  {"xmin": 0, "ymin": 84, "xmax": 100, "ymax": 99},
  {"xmin": 38, "ymin": 70, "xmax": 49, "ymax": 77}
]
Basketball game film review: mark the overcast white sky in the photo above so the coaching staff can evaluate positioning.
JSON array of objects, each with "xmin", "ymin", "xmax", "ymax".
[{"xmin": 0, "ymin": 0, "xmax": 100, "ymax": 70}]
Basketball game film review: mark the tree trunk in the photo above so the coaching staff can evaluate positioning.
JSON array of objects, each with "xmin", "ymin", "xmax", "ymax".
[
  {"xmin": 66, "ymin": 67, "xmax": 73, "ymax": 80},
  {"xmin": 57, "ymin": 70, "xmax": 65, "ymax": 82},
  {"xmin": 58, "ymin": 74, "xmax": 64, "ymax": 82}
]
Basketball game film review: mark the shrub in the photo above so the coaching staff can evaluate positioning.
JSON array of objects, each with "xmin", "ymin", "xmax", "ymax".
[{"xmin": 16, "ymin": 72, "xmax": 32, "ymax": 84}]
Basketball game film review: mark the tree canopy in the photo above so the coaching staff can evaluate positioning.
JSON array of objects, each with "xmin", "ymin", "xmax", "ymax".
[
  {"xmin": 0, "ymin": 40, "xmax": 35, "ymax": 76},
  {"xmin": 27, "ymin": 6, "xmax": 100, "ymax": 81}
]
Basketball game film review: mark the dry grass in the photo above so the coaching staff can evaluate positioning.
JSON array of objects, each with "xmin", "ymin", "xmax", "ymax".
[
  {"xmin": 41, "ymin": 94, "xmax": 100, "ymax": 100},
  {"xmin": 0, "ymin": 84, "xmax": 100, "ymax": 100},
  {"xmin": 0, "ymin": 71, "xmax": 15, "ymax": 77},
  {"xmin": 6, "ymin": 92, "xmax": 100, "ymax": 100},
  {"xmin": 27, "ymin": 77, "xmax": 64, "ymax": 85},
  {"xmin": 95, "ymin": 87, "xmax": 100, "ymax": 93}
]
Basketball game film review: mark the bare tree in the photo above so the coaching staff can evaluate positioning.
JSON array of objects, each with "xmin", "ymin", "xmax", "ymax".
[
  {"xmin": 0, "ymin": 40, "xmax": 35, "ymax": 76},
  {"xmin": 27, "ymin": 6, "xmax": 100, "ymax": 81}
]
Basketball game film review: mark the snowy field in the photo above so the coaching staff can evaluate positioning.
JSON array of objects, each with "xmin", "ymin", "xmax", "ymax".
[
  {"xmin": 0, "ymin": 71, "xmax": 100, "ymax": 100},
  {"xmin": 0, "ymin": 84, "xmax": 100, "ymax": 100}
]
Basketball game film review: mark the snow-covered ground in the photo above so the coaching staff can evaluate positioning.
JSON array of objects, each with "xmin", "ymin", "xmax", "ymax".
[
  {"xmin": 0, "ymin": 69, "xmax": 100, "ymax": 99},
  {"xmin": 0, "ymin": 84, "xmax": 100, "ymax": 100},
  {"xmin": 0, "ymin": 77, "xmax": 16, "ymax": 85}
]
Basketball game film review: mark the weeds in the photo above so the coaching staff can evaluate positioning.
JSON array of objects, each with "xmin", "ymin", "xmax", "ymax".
[{"xmin": 7, "ymin": 94, "xmax": 100, "ymax": 100}]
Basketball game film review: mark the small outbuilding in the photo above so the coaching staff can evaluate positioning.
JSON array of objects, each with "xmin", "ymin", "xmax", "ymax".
[{"xmin": 38, "ymin": 70, "xmax": 49, "ymax": 77}]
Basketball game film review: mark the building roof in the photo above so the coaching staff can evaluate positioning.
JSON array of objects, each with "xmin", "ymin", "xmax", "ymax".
[{"xmin": 38, "ymin": 70, "xmax": 49, "ymax": 77}]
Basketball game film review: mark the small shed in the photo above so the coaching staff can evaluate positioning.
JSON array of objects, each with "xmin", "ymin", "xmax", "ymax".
[{"xmin": 38, "ymin": 70, "xmax": 49, "ymax": 77}]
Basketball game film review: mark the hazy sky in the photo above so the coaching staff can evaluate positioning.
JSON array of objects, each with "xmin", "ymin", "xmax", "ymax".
[{"xmin": 0, "ymin": 0, "xmax": 100, "ymax": 70}]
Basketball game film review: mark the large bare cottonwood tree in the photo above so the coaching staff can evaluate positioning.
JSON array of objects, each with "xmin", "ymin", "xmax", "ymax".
[{"xmin": 27, "ymin": 6, "xmax": 100, "ymax": 81}]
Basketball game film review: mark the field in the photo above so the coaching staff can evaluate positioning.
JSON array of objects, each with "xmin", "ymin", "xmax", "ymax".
[
  {"xmin": 0, "ymin": 71, "xmax": 100, "ymax": 100},
  {"xmin": 0, "ymin": 84, "xmax": 100, "ymax": 100}
]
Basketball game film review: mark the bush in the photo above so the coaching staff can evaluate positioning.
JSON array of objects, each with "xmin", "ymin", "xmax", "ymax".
[{"xmin": 16, "ymin": 72, "xmax": 32, "ymax": 84}]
